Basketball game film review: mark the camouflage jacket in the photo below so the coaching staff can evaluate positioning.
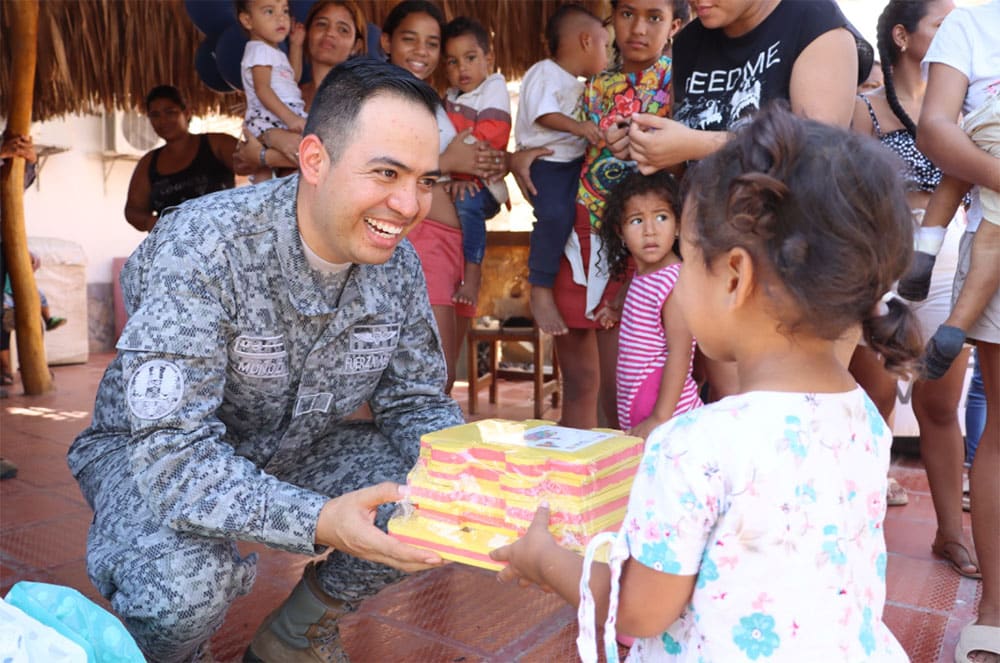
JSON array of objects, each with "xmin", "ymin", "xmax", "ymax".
[{"xmin": 69, "ymin": 176, "xmax": 463, "ymax": 555}]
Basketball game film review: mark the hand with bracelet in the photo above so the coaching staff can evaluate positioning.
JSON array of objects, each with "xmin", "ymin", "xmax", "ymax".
[
  {"xmin": 235, "ymin": 127, "xmax": 297, "ymax": 177},
  {"xmin": 474, "ymin": 141, "xmax": 508, "ymax": 183}
]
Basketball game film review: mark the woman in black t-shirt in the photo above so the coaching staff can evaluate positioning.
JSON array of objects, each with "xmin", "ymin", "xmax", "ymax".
[
  {"xmin": 605, "ymin": 0, "xmax": 862, "ymax": 401},
  {"xmin": 607, "ymin": 0, "xmax": 859, "ymax": 172}
]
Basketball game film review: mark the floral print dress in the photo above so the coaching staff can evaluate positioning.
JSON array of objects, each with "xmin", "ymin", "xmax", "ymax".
[
  {"xmin": 577, "ymin": 56, "xmax": 672, "ymax": 231},
  {"xmin": 578, "ymin": 389, "xmax": 908, "ymax": 662},
  {"xmin": 570, "ymin": 56, "xmax": 672, "ymax": 318}
]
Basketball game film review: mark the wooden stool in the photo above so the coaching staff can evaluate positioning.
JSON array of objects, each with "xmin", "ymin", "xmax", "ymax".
[{"xmin": 466, "ymin": 232, "xmax": 560, "ymax": 419}]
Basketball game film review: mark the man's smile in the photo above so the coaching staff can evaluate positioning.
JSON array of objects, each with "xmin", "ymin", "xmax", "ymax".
[{"xmin": 364, "ymin": 216, "xmax": 405, "ymax": 238}]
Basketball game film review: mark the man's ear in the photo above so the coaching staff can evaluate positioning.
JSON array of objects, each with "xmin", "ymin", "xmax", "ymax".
[
  {"xmin": 297, "ymin": 134, "xmax": 326, "ymax": 185},
  {"xmin": 724, "ymin": 247, "xmax": 756, "ymax": 310},
  {"xmin": 380, "ymin": 32, "xmax": 392, "ymax": 57}
]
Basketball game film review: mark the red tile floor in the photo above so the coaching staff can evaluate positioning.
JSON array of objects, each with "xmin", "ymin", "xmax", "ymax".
[{"xmin": 0, "ymin": 353, "xmax": 982, "ymax": 662}]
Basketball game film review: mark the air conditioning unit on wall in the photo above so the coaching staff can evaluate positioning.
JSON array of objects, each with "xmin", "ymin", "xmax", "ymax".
[{"xmin": 102, "ymin": 110, "xmax": 161, "ymax": 157}]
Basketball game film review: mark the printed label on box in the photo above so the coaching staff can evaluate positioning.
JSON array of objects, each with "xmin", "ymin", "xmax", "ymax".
[{"xmin": 522, "ymin": 426, "xmax": 616, "ymax": 451}]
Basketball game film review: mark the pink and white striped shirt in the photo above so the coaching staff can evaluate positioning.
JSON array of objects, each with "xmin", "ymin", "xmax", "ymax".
[{"xmin": 617, "ymin": 263, "xmax": 701, "ymax": 430}]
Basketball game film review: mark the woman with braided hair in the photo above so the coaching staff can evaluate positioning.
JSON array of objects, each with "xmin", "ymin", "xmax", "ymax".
[{"xmin": 849, "ymin": 0, "xmax": 979, "ymax": 579}]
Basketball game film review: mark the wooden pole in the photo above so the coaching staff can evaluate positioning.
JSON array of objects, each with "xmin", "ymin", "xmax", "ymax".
[{"xmin": 1, "ymin": 0, "xmax": 51, "ymax": 394}]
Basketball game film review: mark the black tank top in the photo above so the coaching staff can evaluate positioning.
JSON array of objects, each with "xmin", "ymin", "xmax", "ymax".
[{"xmin": 149, "ymin": 134, "xmax": 234, "ymax": 217}]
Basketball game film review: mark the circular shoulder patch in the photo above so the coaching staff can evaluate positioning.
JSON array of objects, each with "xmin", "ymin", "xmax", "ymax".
[{"xmin": 126, "ymin": 359, "xmax": 185, "ymax": 420}]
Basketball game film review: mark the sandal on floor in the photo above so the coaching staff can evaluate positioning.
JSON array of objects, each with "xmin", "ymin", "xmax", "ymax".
[
  {"xmin": 955, "ymin": 624, "xmax": 1000, "ymax": 662},
  {"xmin": 886, "ymin": 477, "xmax": 908, "ymax": 506},
  {"xmin": 932, "ymin": 540, "xmax": 981, "ymax": 579}
]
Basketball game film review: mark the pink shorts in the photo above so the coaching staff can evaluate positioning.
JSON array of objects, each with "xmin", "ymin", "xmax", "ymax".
[
  {"xmin": 407, "ymin": 218, "xmax": 476, "ymax": 318},
  {"xmin": 624, "ymin": 366, "xmax": 704, "ymax": 430}
]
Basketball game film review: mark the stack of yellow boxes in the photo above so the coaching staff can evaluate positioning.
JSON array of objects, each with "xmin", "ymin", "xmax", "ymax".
[{"xmin": 389, "ymin": 419, "xmax": 644, "ymax": 570}]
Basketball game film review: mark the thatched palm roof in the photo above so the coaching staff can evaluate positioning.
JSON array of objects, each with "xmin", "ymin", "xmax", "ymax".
[{"xmin": 2, "ymin": 0, "xmax": 610, "ymax": 122}]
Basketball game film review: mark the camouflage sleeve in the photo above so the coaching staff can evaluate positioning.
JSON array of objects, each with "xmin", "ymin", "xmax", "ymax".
[
  {"xmin": 368, "ymin": 255, "xmax": 464, "ymax": 467},
  {"xmin": 118, "ymin": 237, "xmax": 328, "ymax": 556}
]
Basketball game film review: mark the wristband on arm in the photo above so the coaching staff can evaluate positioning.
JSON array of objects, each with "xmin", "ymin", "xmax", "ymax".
[{"xmin": 914, "ymin": 225, "xmax": 948, "ymax": 256}]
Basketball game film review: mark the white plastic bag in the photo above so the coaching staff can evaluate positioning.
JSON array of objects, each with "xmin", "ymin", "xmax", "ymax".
[{"xmin": 0, "ymin": 599, "xmax": 87, "ymax": 663}]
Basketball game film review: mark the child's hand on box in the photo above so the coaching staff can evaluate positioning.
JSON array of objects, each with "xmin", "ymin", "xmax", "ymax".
[{"xmin": 490, "ymin": 502, "xmax": 558, "ymax": 591}]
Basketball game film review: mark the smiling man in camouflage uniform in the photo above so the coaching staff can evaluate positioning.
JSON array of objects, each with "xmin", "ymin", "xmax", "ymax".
[{"xmin": 68, "ymin": 58, "xmax": 463, "ymax": 663}]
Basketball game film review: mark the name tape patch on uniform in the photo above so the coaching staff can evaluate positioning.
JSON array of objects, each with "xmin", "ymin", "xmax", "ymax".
[
  {"xmin": 127, "ymin": 359, "xmax": 185, "ymax": 420},
  {"xmin": 232, "ymin": 334, "xmax": 289, "ymax": 379},
  {"xmin": 337, "ymin": 324, "xmax": 400, "ymax": 375}
]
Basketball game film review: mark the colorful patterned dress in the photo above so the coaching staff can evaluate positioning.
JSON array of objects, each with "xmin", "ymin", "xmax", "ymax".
[
  {"xmin": 566, "ymin": 56, "xmax": 672, "ymax": 319},
  {"xmin": 577, "ymin": 56, "xmax": 672, "ymax": 231}
]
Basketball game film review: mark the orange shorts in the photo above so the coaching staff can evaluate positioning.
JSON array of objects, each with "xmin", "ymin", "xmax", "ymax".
[
  {"xmin": 553, "ymin": 204, "xmax": 625, "ymax": 330},
  {"xmin": 407, "ymin": 218, "xmax": 476, "ymax": 318}
]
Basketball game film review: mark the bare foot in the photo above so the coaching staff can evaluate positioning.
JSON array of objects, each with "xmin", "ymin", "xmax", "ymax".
[
  {"xmin": 530, "ymin": 286, "xmax": 567, "ymax": 335},
  {"xmin": 932, "ymin": 532, "xmax": 981, "ymax": 578},
  {"xmin": 453, "ymin": 262, "xmax": 481, "ymax": 308}
]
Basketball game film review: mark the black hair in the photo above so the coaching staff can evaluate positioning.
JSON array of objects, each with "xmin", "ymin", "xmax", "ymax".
[
  {"xmin": 876, "ymin": 0, "xmax": 932, "ymax": 138},
  {"xmin": 683, "ymin": 102, "xmax": 921, "ymax": 376},
  {"xmin": 442, "ymin": 16, "xmax": 491, "ymax": 54},
  {"xmin": 670, "ymin": 0, "xmax": 689, "ymax": 25},
  {"xmin": 305, "ymin": 57, "xmax": 440, "ymax": 163},
  {"xmin": 545, "ymin": 4, "xmax": 601, "ymax": 57},
  {"xmin": 607, "ymin": 0, "xmax": 686, "ymax": 67},
  {"xmin": 600, "ymin": 170, "xmax": 682, "ymax": 280},
  {"xmin": 145, "ymin": 85, "xmax": 185, "ymax": 111},
  {"xmin": 382, "ymin": 0, "xmax": 445, "ymax": 36},
  {"xmin": 305, "ymin": 1, "xmax": 367, "ymax": 56},
  {"xmin": 234, "ymin": 0, "xmax": 250, "ymax": 16},
  {"xmin": 609, "ymin": 0, "xmax": 688, "ymax": 24}
]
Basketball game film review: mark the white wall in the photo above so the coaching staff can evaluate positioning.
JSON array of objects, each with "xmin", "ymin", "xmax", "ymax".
[
  {"xmin": 839, "ymin": 0, "xmax": 989, "ymax": 49},
  {"xmin": 23, "ymin": 114, "xmax": 147, "ymax": 285}
]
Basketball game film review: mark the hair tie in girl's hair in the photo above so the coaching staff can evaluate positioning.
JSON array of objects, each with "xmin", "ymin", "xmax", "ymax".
[{"xmin": 870, "ymin": 291, "xmax": 895, "ymax": 318}]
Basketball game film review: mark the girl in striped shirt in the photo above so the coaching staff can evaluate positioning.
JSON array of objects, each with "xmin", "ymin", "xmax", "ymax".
[{"xmin": 601, "ymin": 171, "xmax": 701, "ymax": 441}]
